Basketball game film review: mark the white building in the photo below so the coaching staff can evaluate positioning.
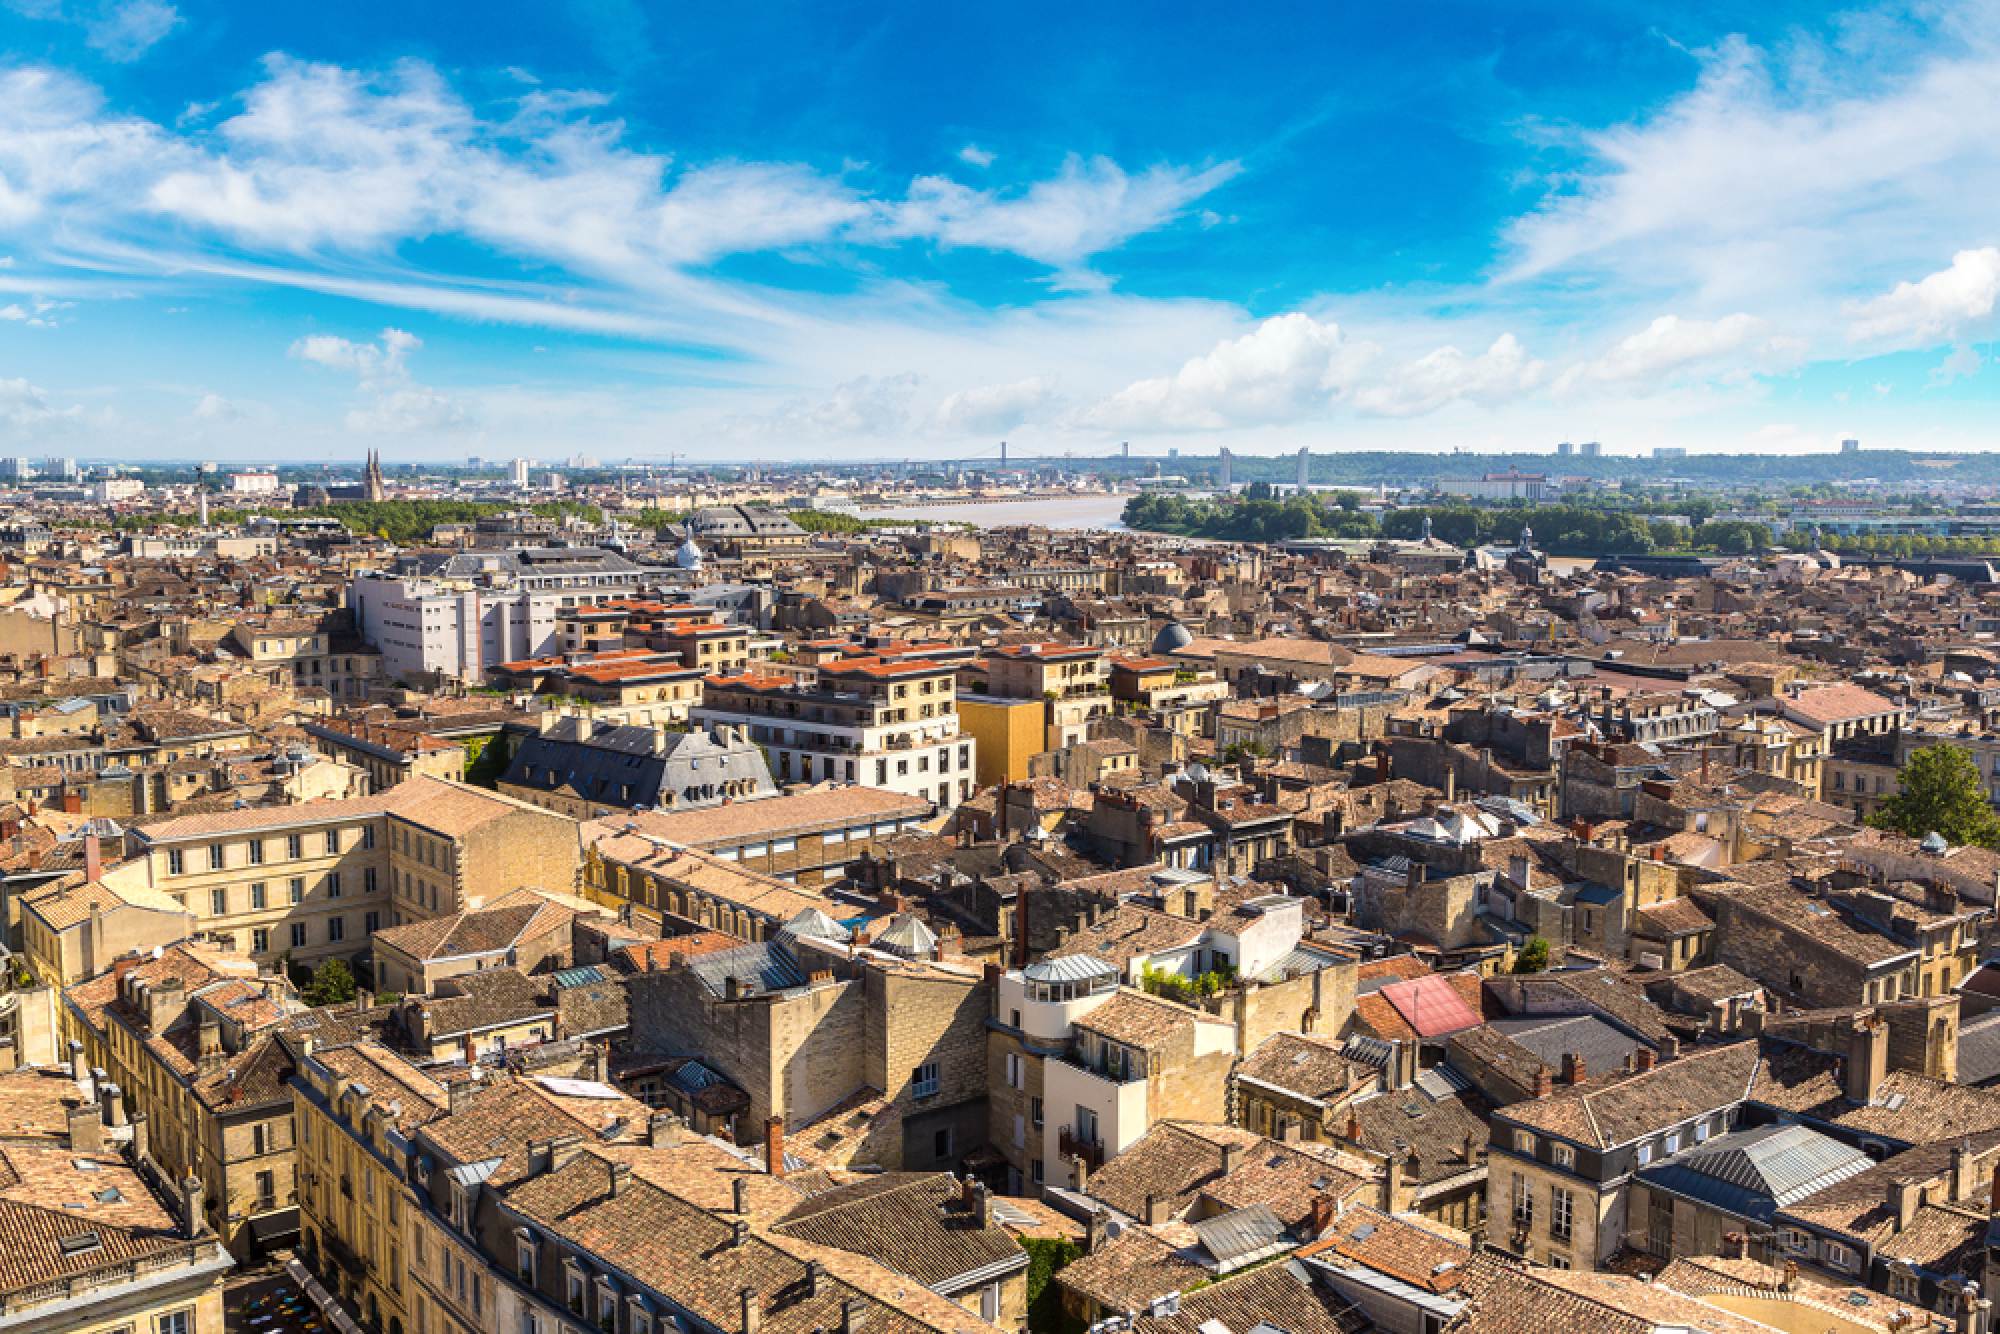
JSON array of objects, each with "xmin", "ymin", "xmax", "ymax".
[
  {"xmin": 228, "ymin": 472, "xmax": 282, "ymax": 494},
  {"xmin": 89, "ymin": 478, "xmax": 147, "ymax": 503},
  {"xmin": 350, "ymin": 548, "xmax": 647, "ymax": 683},
  {"xmin": 509, "ymin": 458, "xmax": 533, "ymax": 487},
  {"xmin": 1437, "ymin": 471, "xmax": 1552, "ymax": 501},
  {"xmin": 693, "ymin": 654, "xmax": 976, "ymax": 808}
]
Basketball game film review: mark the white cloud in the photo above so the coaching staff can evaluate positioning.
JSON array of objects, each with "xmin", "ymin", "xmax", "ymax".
[
  {"xmin": 958, "ymin": 144, "xmax": 995, "ymax": 168},
  {"xmin": 0, "ymin": 374, "xmax": 105, "ymax": 437},
  {"xmin": 192, "ymin": 392, "xmax": 237, "ymax": 419},
  {"xmin": 1846, "ymin": 247, "xmax": 2000, "ymax": 345},
  {"xmin": 1082, "ymin": 314, "xmax": 1375, "ymax": 432},
  {"xmin": 1569, "ymin": 313, "xmax": 1773, "ymax": 390},
  {"xmin": 931, "ymin": 376, "xmax": 1058, "ymax": 436},
  {"xmin": 84, "ymin": 0, "xmax": 180, "ymax": 61},
  {"xmin": 891, "ymin": 155, "xmax": 1240, "ymax": 282},
  {"xmin": 720, "ymin": 373, "xmax": 921, "ymax": 441},
  {"xmin": 1352, "ymin": 334, "xmax": 1545, "ymax": 418},
  {"xmin": 289, "ymin": 326, "xmax": 470, "ymax": 433},
  {"xmin": 1929, "ymin": 342, "xmax": 1983, "ymax": 386}
]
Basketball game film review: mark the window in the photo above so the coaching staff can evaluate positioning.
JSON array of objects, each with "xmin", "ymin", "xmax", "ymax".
[
  {"xmin": 1511, "ymin": 1174, "xmax": 1532, "ymax": 1225},
  {"xmin": 1550, "ymin": 1186, "xmax": 1574, "ymax": 1242},
  {"xmin": 365, "ymin": 910, "xmax": 380, "ymax": 933},
  {"xmin": 934, "ymin": 1127, "xmax": 953, "ymax": 1160},
  {"xmin": 158, "ymin": 1314, "xmax": 193, "ymax": 1334},
  {"xmin": 912, "ymin": 1062, "xmax": 939, "ymax": 1097},
  {"xmin": 1554, "ymin": 1144, "xmax": 1574, "ymax": 1169},
  {"xmin": 256, "ymin": 1168, "xmax": 275, "ymax": 1201},
  {"xmin": 326, "ymin": 830, "xmax": 340, "ymax": 855},
  {"xmin": 1514, "ymin": 1129, "xmax": 1535, "ymax": 1154},
  {"xmin": 1031, "ymin": 1159, "xmax": 1044, "ymax": 1185},
  {"xmin": 1664, "ymin": 1131, "xmax": 1682, "ymax": 1154},
  {"xmin": 253, "ymin": 1123, "xmax": 270, "ymax": 1155},
  {"xmin": 208, "ymin": 845, "xmax": 226, "ymax": 870},
  {"xmin": 1826, "ymin": 1243, "xmax": 1852, "ymax": 1271},
  {"xmin": 167, "ymin": 849, "xmax": 184, "ymax": 875},
  {"xmin": 328, "ymin": 917, "xmax": 345, "ymax": 943},
  {"xmin": 253, "ymin": 929, "xmax": 270, "ymax": 954},
  {"xmin": 1635, "ymin": 1143, "xmax": 1653, "ymax": 1167},
  {"xmin": 1546, "ymin": 1252, "xmax": 1571, "ymax": 1271},
  {"xmin": 1077, "ymin": 1105, "xmax": 1099, "ymax": 1143},
  {"xmin": 210, "ymin": 888, "xmax": 228, "ymax": 916},
  {"xmin": 362, "ymin": 826, "xmax": 376, "ymax": 850},
  {"xmin": 251, "ymin": 882, "xmax": 268, "ymax": 910},
  {"xmin": 248, "ymin": 839, "xmax": 264, "ymax": 866},
  {"xmin": 1031, "ymin": 1097, "xmax": 1044, "ymax": 1126},
  {"xmin": 290, "ymin": 923, "xmax": 307, "ymax": 949},
  {"xmin": 327, "ymin": 872, "xmax": 342, "ymax": 899},
  {"xmin": 289, "ymin": 878, "xmax": 304, "ymax": 904},
  {"xmin": 1694, "ymin": 1121, "xmax": 1710, "ymax": 1144},
  {"xmin": 364, "ymin": 867, "xmax": 377, "ymax": 894},
  {"xmin": 288, "ymin": 834, "xmax": 303, "ymax": 859}
]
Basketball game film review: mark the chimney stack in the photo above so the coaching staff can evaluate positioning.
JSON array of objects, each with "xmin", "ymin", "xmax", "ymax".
[
  {"xmin": 1561, "ymin": 1053, "xmax": 1587, "ymax": 1086},
  {"xmin": 734, "ymin": 1176, "xmax": 752, "ymax": 1215},
  {"xmin": 1635, "ymin": 1047, "xmax": 1657, "ymax": 1073},
  {"xmin": 609, "ymin": 1161, "xmax": 631, "ymax": 1197},
  {"xmin": 84, "ymin": 831, "xmax": 101, "ymax": 883},
  {"xmin": 765, "ymin": 1115, "xmax": 786, "ymax": 1178},
  {"xmin": 67, "ymin": 1102, "xmax": 103, "ymax": 1153},
  {"xmin": 181, "ymin": 1175, "xmax": 204, "ymax": 1239},
  {"xmin": 1532, "ymin": 1068, "xmax": 1553, "ymax": 1100},
  {"xmin": 741, "ymin": 1288, "xmax": 760, "ymax": 1334},
  {"xmin": 842, "ymin": 1300, "xmax": 868, "ymax": 1334},
  {"xmin": 807, "ymin": 1261, "xmax": 827, "ymax": 1298}
]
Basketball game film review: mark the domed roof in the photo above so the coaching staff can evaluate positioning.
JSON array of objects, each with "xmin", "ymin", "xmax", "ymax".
[
  {"xmin": 675, "ymin": 537, "xmax": 705, "ymax": 570},
  {"xmin": 874, "ymin": 913, "xmax": 938, "ymax": 959},
  {"xmin": 1151, "ymin": 621, "xmax": 1194, "ymax": 654}
]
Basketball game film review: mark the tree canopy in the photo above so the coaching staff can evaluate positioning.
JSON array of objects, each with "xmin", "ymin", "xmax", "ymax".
[{"xmin": 1868, "ymin": 743, "xmax": 2000, "ymax": 848}]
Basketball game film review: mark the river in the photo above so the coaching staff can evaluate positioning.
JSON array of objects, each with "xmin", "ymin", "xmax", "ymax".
[{"xmin": 864, "ymin": 493, "xmax": 1130, "ymax": 530}]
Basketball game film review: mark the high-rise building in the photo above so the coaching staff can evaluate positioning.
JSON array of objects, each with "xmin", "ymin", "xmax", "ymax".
[
  {"xmin": 41, "ymin": 456, "xmax": 78, "ymax": 481},
  {"xmin": 1654, "ymin": 447, "xmax": 1687, "ymax": 460},
  {"xmin": 509, "ymin": 458, "xmax": 533, "ymax": 487},
  {"xmin": 0, "ymin": 458, "xmax": 34, "ymax": 481},
  {"xmin": 1841, "ymin": 438, "xmax": 1861, "ymax": 453},
  {"xmin": 1296, "ymin": 447, "xmax": 1309, "ymax": 489},
  {"xmin": 1219, "ymin": 447, "xmax": 1232, "ymax": 490},
  {"xmin": 1555, "ymin": 441, "xmax": 1573, "ymax": 456}
]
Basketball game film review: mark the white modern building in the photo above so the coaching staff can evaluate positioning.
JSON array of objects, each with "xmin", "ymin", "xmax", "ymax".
[
  {"xmin": 693, "ymin": 653, "xmax": 976, "ymax": 808},
  {"xmin": 350, "ymin": 548, "xmax": 647, "ymax": 683}
]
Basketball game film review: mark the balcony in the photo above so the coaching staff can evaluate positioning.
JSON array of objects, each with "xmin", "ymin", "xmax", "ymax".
[
  {"xmin": 1059, "ymin": 1127, "xmax": 1105, "ymax": 1171},
  {"xmin": 322, "ymin": 1230, "xmax": 368, "ymax": 1278}
]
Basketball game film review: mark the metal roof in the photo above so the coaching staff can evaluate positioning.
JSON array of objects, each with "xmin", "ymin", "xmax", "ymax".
[
  {"xmin": 687, "ymin": 941, "xmax": 807, "ymax": 998},
  {"xmin": 1023, "ymin": 955, "xmax": 1120, "ymax": 983},
  {"xmin": 1377, "ymin": 975, "xmax": 1482, "ymax": 1038},
  {"xmin": 1193, "ymin": 1202, "xmax": 1292, "ymax": 1268},
  {"xmin": 1638, "ymin": 1124, "xmax": 1872, "ymax": 1222}
]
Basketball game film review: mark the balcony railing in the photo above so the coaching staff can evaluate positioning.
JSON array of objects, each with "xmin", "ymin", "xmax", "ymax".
[
  {"xmin": 1059, "ymin": 1127, "xmax": 1105, "ymax": 1171},
  {"xmin": 0, "ymin": 1240, "xmax": 227, "ymax": 1316}
]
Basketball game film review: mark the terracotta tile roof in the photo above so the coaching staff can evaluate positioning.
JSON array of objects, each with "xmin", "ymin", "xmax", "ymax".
[
  {"xmin": 771, "ymin": 1173, "xmax": 1022, "ymax": 1289},
  {"xmin": 1299, "ymin": 1202, "xmax": 1471, "ymax": 1292}
]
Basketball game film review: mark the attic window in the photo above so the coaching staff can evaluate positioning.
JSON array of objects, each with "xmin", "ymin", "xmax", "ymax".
[{"xmin": 58, "ymin": 1231, "xmax": 101, "ymax": 1256}]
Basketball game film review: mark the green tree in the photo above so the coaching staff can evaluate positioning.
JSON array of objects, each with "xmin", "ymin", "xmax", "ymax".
[
  {"xmin": 1332, "ymin": 490, "xmax": 1364, "ymax": 511},
  {"xmin": 1868, "ymin": 744, "xmax": 2000, "ymax": 848},
  {"xmin": 1512, "ymin": 936, "xmax": 1551, "ymax": 974},
  {"xmin": 303, "ymin": 958, "xmax": 358, "ymax": 1008},
  {"xmin": 1245, "ymin": 480, "xmax": 1274, "ymax": 501}
]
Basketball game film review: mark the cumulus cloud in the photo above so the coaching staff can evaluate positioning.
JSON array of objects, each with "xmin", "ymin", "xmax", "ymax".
[
  {"xmin": 1082, "ymin": 314, "xmax": 1375, "ymax": 431},
  {"xmin": 958, "ymin": 144, "xmax": 995, "ymax": 167},
  {"xmin": 192, "ymin": 393, "xmax": 238, "ymax": 420},
  {"xmin": 1929, "ymin": 342, "xmax": 1983, "ymax": 387},
  {"xmin": 1553, "ymin": 312, "xmax": 1797, "ymax": 396},
  {"xmin": 0, "ymin": 375, "xmax": 106, "ymax": 437},
  {"xmin": 1351, "ymin": 334, "xmax": 1545, "ymax": 418},
  {"xmin": 84, "ymin": 0, "xmax": 180, "ymax": 60},
  {"xmin": 289, "ymin": 327, "xmax": 470, "ymax": 433},
  {"xmin": 931, "ymin": 376, "xmax": 1058, "ymax": 436},
  {"xmin": 1846, "ymin": 248, "xmax": 2000, "ymax": 346}
]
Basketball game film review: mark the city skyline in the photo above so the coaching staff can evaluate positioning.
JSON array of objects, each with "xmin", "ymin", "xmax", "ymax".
[{"xmin": 0, "ymin": 1, "xmax": 1997, "ymax": 460}]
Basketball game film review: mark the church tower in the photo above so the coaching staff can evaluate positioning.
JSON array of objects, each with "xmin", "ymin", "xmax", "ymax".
[{"xmin": 363, "ymin": 449, "xmax": 386, "ymax": 502}]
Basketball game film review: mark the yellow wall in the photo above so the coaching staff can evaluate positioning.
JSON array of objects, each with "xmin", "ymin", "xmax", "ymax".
[{"xmin": 957, "ymin": 696, "xmax": 1045, "ymax": 789}]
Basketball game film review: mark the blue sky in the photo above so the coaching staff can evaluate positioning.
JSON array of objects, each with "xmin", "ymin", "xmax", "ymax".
[{"xmin": 1, "ymin": 0, "xmax": 1997, "ymax": 462}]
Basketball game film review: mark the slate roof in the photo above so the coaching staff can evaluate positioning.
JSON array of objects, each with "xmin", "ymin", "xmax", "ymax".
[
  {"xmin": 772, "ymin": 1173, "xmax": 1024, "ymax": 1289},
  {"xmin": 1637, "ymin": 1123, "xmax": 1872, "ymax": 1223}
]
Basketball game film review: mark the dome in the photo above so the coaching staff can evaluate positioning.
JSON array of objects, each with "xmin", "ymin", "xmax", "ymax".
[
  {"xmin": 1151, "ymin": 621, "xmax": 1194, "ymax": 654},
  {"xmin": 675, "ymin": 538, "xmax": 705, "ymax": 570}
]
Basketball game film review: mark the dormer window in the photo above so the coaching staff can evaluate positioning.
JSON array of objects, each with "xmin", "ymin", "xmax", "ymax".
[{"xmin": 515, "ymin": 1230, "xmax": 535, "ymax": 1284}]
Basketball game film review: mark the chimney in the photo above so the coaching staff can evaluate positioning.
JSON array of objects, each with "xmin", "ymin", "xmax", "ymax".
[
  {"xmin": 84, "ymin": 831, "xmax": 101, "ymax": 882},
  {"xmin": 765, "ymin": 1116, "xmax": 787, "ymax": 1178},
  {"xmin": 1145, "ymin": 1191, "xmax": 1170, "ymax": 1225},
  {"xmin": 734, "ymin": 1176, "xmax": 752, "ymax": 1215},
  {"xmin": 180, "ymin": 1174, "xmax": 204, "ymax": 1239},
  {"xmin": 68, "ymin": 1039, "xmax": 87, "ymax": 1084},
  {"xmin": 1463, "ymin": 1131, "xmax": 1480, "ymax": 1165},
  {"xmin": 609, "ymin": 1161, "xmax": 632, "ymax": 1197},
  {"xmin": 1221, "ymin": 1142, "xmax": 1245, "ymax": 1175},
  {"xmin": 1658, "ymin": 1034, "xmax": 1680, "ymax": 1062},
  {"xmin": 67, "ymin": 1101, "xmax": 103, "ymax": 1153},
  {"xmin": 971, "ymin": 1181, "xmax": 991, "ymax": 1229},
  {"xmin": 1892, "ymin": 1178, "xmax": 1922, "ymax": 1233},
  {"xmin": 1385, "ymin": 1153, "xmax": 1405, "ymax": 1210},
  {"xmin": 1847, "ymin": 1019, "xmax": 1890, "ymax": 1104},
  {"xmin": 741, "ymin": 1287, "xmax": 761, "ymax": 1334},
  {"xmin": 1635, "ymin": 1047, "xmax": 1657, "ymax": 1072},
  {"xmin": 1532, "ymin": 1068, "xmax": 1553, "ymax": 1100},
  {"xmin": 1345, "ymin": 1110, "xmax": 1362, "ymax": 1142},
  {"xmin": 1953, "ymin": 1141, "xmax": 1973, "ymax": 1204},
  {"xmin": 807, "ymin": 1261, "xmax": 827, "ymax": 1298},
  {"xmin": 1309, "ymin": 1193, "xmax": 1336, "ymax": 1238},
  {"xmin": 1070, "ymin": 1153, "xmax": 1090, "ymax": 1194},
  {"xmin": 130, "ymin": 1112, "xmax": 148, "ymax": 1161},
  {"xmin": 649, "ymin": 1111, "xmax": 683, "ymax": 1148},
  {"xmin": 1087, "ymin": 1209, "xmax": 1109, "ymax": 1253},
  {"xmin": 102, "ymin": 1084, "xmax": 126, "ymax": 1125},
  {"xmin": 733, "ymin": 1220, "xmax": 751, "ymax": 1248},
  {"xmin": 842, "ymin": 1299, "xmax": 868, "ymax": 1334},
  {"xmin": 1723, "ymin": 1232, "xmax": 1747, "ymax": 1261}
]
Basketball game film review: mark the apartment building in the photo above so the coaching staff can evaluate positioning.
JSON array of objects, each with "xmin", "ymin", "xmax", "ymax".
[
  {"xmin": 696, "ymin": 655, "xmax": 975, "ymax": 808},
  {"xmin": 580, "ymin": 785, "xmax": 931, "ymax": 889},
  {"xmin": 970, "ymin": 641, "xmax": 1111, "ymax": 751},
  {"xmin": 103, "ymin": 776, "xmax": 581, "ymax": 968},
  {"xmin": 0, "ymin": 1063, "xmax": 233, "ymax": 1334}
]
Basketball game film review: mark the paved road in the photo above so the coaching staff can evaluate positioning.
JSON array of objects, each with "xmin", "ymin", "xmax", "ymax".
[{"xmin": 225, "ymin": 1265, "xmax": 329, "ymax": 1334}]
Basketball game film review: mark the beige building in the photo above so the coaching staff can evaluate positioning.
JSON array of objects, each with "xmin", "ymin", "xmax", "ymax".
[
  {"xmin": 579, "ymin": 786, "xmax": 932, "ymax": 890},
  {"xmin": 0, "ymin": 1063, "xmax": 233, "ymax": 1334},
  {"xmin": 101, "ymin": 776, "xmax": 581, "ymax": 971}
]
